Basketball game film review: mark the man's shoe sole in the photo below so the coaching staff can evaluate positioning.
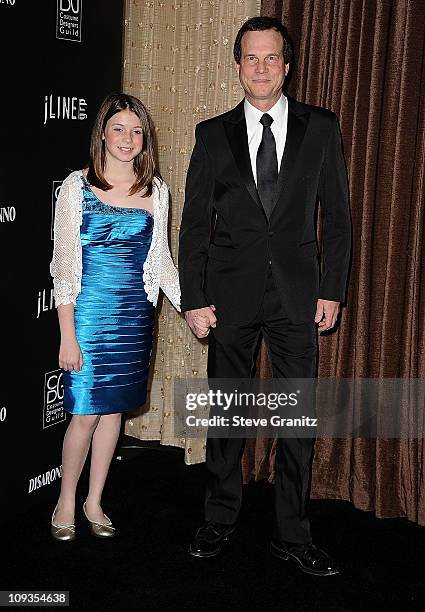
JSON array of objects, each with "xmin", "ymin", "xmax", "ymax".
[
  {"xmin": 270, "ymin": 542, "xmax": 340, "ymax": 576},
  {"xmin": 188, "ymin": 527, "xmax": 236, "ymax": 558}
]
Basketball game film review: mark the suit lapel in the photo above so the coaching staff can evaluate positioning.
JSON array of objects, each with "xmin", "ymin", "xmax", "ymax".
[
  {"xmin": 223, "ymin": 97, "xmax": 310, "ymax": 220},
  {"xmin": 223, "ymin": 102, "xmax": 265, "ymax": 217},
  {"xmin": 270, "ymin": 96, "xmax": 310, "ymax": 218}
]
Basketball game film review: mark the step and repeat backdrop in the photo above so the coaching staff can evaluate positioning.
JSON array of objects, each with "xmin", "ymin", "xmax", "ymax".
[{"xmin": 0, "ymin": 0, "xmax": 124, "ymax": 516}]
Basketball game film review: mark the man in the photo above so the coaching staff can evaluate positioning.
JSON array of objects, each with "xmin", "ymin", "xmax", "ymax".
[{"xmin": 178, "ymin": 17, "xmax": 351, "ymax": 576}]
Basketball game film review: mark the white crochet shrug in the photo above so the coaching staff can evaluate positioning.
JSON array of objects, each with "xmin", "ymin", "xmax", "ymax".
[{"xmin": 50, "ymin": 170, "xmax": 181, "ymax": 311}]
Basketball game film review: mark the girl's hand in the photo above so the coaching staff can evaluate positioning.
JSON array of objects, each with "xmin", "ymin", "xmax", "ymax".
[{"xmin": 59, "ymin": 337, "xmax": 83, "ymax": 372}]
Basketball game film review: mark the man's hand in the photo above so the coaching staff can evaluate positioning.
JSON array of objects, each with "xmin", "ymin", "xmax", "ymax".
[
  {"xmin": 315, "ymin": 299, "xmax": 340, "ymax": 332},
  {"xmin": 185, "ymin": 306, "xmax": 217, "ymax": 338}
]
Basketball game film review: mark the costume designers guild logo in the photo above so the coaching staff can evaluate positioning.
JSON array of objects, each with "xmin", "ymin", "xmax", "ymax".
[
  {"xmin": 43, "ymin": 369, "xmax": 66, "ymax": 429},
  {"xmin": 0, "ymin": 206, "xmax": 16, "ymax": 222},
  {"xmin": 44, "ymin": 94, "xmax": 88, "ymax": 125},
  {"xmin": 51, "ymin": 180, "xmax": 63, "ymax": 239},
  {"xmin": 56, "ymin": 0, "xmax": 82, "ymax": 42}
]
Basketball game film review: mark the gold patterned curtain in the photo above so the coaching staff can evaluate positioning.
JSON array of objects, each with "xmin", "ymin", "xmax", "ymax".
[{"xmin": 122, "ymin": 0, "xmax": 261, "ymax": 464}]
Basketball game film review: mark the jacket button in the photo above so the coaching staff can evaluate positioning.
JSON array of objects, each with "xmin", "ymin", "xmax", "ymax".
[{"xmin": 268, "ymin": 231, "xmax": 274, "ymax": 237}]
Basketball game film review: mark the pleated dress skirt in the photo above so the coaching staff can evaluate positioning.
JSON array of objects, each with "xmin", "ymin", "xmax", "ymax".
[{"xmin": 63, "ymin": 180, "xmax": 155, "ymax": 415}]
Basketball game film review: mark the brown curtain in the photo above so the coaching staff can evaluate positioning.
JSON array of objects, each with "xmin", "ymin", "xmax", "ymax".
[{"xmin": 244, "ymin": 0, "xmax": 425, "ymax": 526}]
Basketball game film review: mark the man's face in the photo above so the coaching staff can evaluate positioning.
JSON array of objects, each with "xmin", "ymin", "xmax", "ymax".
[{"xmin": 236, "ymin": 29, "xmax": 289, "ymax": 109}]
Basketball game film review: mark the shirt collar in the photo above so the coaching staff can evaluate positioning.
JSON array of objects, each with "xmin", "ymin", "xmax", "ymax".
[{"xmin": 244, "ymin": 94, "xmax": 287, "ymax": 135}]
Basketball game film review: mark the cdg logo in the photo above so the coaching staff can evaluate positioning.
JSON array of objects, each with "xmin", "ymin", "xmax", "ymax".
[
  {"xmin": 54, "ymin": 183, "xmax": 62, "ymax": 201},
  {"xmin": 51, "ymin": 180, "xmax": 63, "ymax": 239},
  {"xmin": 46, "ymin": 371, "xmax": 64, "ymax": 405},
  {"xmin": 59, "ymin": 0, "xmax": 80, "ymax": 13}
]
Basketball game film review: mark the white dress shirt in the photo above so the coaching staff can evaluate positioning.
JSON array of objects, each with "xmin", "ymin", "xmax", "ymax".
[{"xmin": 244, "ymin": 94, "xmax": 288, "ymax": 185}]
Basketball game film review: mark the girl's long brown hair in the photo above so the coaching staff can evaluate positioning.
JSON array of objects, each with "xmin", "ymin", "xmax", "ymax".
[{"xmin": 86, "ymin": 93, "xmax": 161, "ymax": 197}]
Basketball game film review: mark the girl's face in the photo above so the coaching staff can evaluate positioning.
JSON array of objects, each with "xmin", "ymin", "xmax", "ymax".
[{"xmin": 103, "ymin": 109, "xmax": 144, "ymax": 164}]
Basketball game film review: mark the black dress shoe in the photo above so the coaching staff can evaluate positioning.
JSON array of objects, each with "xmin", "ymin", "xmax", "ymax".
[
  {"xmin": 189, "ymin": 521, "xmax": 236, "ymax": 558},
  {"xmin": 270, "ymin": 540, "xmax": 340, "ymax": 576}
]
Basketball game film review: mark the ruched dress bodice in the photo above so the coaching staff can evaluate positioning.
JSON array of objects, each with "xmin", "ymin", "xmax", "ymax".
[{"xmin": 64, "ymin": 179, "xmax": 155, "ymax": 415}]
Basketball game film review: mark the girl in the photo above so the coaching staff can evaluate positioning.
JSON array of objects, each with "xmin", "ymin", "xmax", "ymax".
[{"xmin": 50, "ymin": 93, "xmax": 180, "ymax": 541}]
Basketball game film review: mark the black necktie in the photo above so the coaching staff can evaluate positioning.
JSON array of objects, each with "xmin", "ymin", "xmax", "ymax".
[{"xmin": 256, "ymin": 113, "xmax": 278, "ymax": 218}]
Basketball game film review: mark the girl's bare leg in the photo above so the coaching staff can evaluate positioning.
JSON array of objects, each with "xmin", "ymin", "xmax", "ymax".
[
  {"xmin": 84, "ymin": 412, "xmax": 122, "ymax": 523},
  {"xmin": 54, "ymin": 414, "xmax": 101, "ymax": 525}
]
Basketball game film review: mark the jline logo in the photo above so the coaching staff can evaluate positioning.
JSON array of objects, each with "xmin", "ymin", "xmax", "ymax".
[
  {"xmin": 37, "ymin": 288, "xmax": 55, "ymax": 319},
  {"xmin": 44, "ymin": 94, "xmax": 88, "ymax": 125}
]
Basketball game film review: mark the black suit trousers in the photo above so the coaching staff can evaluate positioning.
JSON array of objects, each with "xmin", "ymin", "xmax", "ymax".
[{"xmin": 205, "ymin": 268, "xmax": 317, "ymax": 545}]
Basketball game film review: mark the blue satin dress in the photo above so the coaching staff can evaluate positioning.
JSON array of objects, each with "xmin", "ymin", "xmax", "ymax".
[{"xmin": 63, "ymin": 177, "xmax": 154, "ymax": 415}]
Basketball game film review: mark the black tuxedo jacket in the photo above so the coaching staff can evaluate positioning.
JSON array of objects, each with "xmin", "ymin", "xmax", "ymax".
[{"xmin": 179, "ymin": 96, "xmax": 352, "ymax": 324}]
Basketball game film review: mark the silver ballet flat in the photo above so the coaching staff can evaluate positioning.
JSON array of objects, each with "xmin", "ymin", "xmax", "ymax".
[
  {"xmin": 83, "ymin": 502, "xmax": 116, "ymax": 538},
  {"xmin": 51, "ymin": 505, "xmax": 76, "ymax": 542}
]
